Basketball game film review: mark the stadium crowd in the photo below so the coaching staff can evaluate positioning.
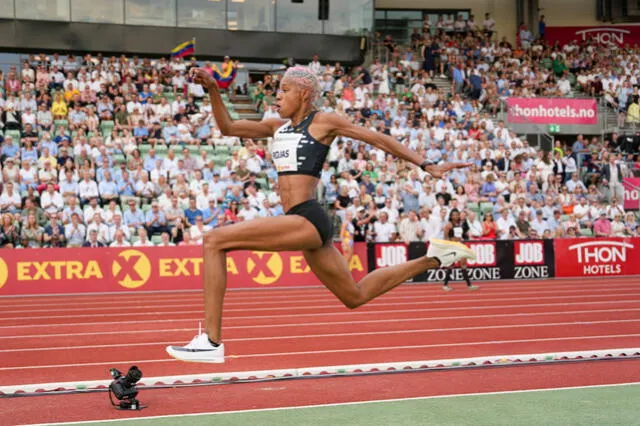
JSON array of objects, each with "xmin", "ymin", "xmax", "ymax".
[{"xmin": 0, "ymin": 23, "xmax": 639, "ymax": 248}]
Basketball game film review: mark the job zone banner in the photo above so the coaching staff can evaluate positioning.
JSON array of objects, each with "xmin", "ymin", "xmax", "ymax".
[
  {"xmin": 0, "ymin": 243, "xmax": 368, "ymax": 295},
  {"xmin": 623, "ymin": 177, "xmax": 640, "ymax": 210},
  {"xmin": 546, "ymin": 25, "xmax": 640, "ymax": 47},
  {"xmin": 507, "ymin": 97, "xmax": 598, "ymax": 125},
  {"xmin": 554, "ymin": 237, "xmax": 640, "ymax": 277},
  {"xmin": 403, "ymin": 239, "xmax": 554, "ymax": 283}
]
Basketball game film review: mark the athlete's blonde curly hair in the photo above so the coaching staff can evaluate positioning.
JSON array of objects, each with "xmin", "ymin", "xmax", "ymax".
[{"xmin": 283, "ymin": 66, "xmax": 320, "ymax": 102}]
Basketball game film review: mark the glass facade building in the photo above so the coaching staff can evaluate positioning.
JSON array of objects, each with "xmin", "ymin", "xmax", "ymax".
[{"xmin": 0, "ymin": 0, "xmax": 373, "ymax": 36}]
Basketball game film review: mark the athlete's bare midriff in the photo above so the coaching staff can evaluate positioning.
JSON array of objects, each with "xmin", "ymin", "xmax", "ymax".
[{"xmin": 278, "ymin": 174, "xmax": 319, "ymax": 212}]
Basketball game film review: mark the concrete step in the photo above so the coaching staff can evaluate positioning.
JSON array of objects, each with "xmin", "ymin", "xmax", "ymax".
[{"xmin": 235, "ymin": 107, "xmax": 258, "ymax": 114}]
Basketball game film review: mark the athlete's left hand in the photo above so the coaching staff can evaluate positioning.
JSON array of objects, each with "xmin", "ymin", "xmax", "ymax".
[{"xmin": 423, "ymin": 162, "xmax": 473, "ymax": 178}]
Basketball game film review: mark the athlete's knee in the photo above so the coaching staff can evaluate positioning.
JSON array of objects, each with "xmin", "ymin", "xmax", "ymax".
[
  {"xmin": 340, "ymin": 287, "xmax": 366, "ymax": 309},
  {"xmin": 203, "ymin": 229, "xmax": 227, "ymax": 252},
  {"xmin": 343, "ymin": 298, "xmax": 364, "ymax": 310}
]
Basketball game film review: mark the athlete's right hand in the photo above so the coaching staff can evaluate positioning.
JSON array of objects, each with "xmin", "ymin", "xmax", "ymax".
[{"xmin": 190, "ymin": 68, "xmax": 218, "ymax": 90}]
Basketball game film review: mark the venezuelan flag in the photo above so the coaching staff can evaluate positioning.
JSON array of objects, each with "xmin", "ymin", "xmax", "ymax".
[
  {"xmin": 211, "ymin": 62, "xmax": 237, "ymax": 89},
  {"xmin": 171, "ymin": 39, "xmax": 195, "ymax": 58}
]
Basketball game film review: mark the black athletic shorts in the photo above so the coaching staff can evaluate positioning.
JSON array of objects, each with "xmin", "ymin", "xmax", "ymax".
[{"xmin": 286, "ymin": 199, "xmax": 334, "ymax": 246}]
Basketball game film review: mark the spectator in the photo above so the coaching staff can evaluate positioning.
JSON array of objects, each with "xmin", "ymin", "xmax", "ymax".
[
  {"xmin": 64, "ymin": 212, "xmax": 86, "ymax": 247},
  {"xmin": 110, "ymin": 229, "xmax": 131, "ymax": 247},
  {"xmin": 1, "ymin": 182, "xmax": 22, "ymax": 214},
  {"xmin": 20, "ymin": 213, "xmax": 44, "ymax": 248},
  {"xmin": 594, "ymin": 211, "xmax": 612, "ymax": 237},
  {"xmin": 0, "ymin": 213, "xmax": 20, "ymax": 248},
  {"xmin": 86, "ymin": 213, "xmax": 110, "ymax": 244},
  {"xmin": 398, "ymin": 210, "xmax": 424, "ymax": 243},
  {"xmin": 158, "ymin": 232, "xmax": 175, "ymax": 247},
  {"xmin": 133, "ymin": 227, "xmax": 155, "ymax": 247},
  {"xmin": 372, "ymin": 211, "xmax": 397, "ymax": 242},
  {"xmin": 189, "ymin": 216, "xmax": 211, "ymax": 244},
  {"xmin": 83, "ymin": 229, "xmax": 105, "ymax": 247},
  {"xmin": 145, "ymin": 201, "xmax": 170, "ymax": 236},
  {"xmin": 43, "ymin": 213, "xmax": 66, "ymax": 247},
  {"xmin": 109, "ymin": 213, "xmax": 131, "ymax": 242},
  {"xmin": 40, "ymin": 182, "xmax": 64, "ymax": 216}
]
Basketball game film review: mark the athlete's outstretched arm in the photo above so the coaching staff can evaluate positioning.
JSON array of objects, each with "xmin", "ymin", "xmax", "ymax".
[
  {"xmin": 319, "ymin": 113, "xmax": 471, "ymax": 178},
  {"xmin": 190, "ymin": 68, "xmax": 284, "ymax": 138}
]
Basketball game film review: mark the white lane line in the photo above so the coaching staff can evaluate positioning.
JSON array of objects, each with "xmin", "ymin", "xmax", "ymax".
[
  {"xmin": 2, "ymin": 319, "xmax": 639, "ymax": 353},
  {"xmin": 3, "ymin": 334, "xmax": 640, "ymax": 370},
  {"xmin": 4, "ymin": 291, "xmax": 640, "ymax": 314},
  {"xmin": 2, "ymin": 307, "xmax": 639, "ymax": 339},
  {"xmin": 28, "ymin": 382, "xmax": 640, "ymax": 426},
  {"xmin": 2, "ymin": 299, "xmax": 640, "ymax": 322},
  {"xmin": 2, "ymin": 307, "xmax": 640, "ymax": 331}
]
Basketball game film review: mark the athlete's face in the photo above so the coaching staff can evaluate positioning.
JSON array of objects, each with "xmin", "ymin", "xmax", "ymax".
[{"xmin": 276, "ymin": 79, "xmax": 308, "ymax": 118}]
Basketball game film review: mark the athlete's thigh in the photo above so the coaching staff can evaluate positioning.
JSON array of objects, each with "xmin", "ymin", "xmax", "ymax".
[
  {"xmin": 207, "ymin": 215, "xmax": 322, "ymax": 252},
  {"xmin": 303, "ymin": 245, "xmax": 360, "ymax": 302}
]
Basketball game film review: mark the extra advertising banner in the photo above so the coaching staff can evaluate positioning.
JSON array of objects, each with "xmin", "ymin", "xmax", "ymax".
[
  {"xmin": 623, "ymin": 177, "xmax": 640, "ymax": 210},
  {"xmin": 546, "ymin": 25, "xmax": 640, "ymax": 47},
  {"xmin": 406, "ymin": 240, "xmax": 555, "ymax": 283},
  {"xmin": 506, "ymin": 98, "xmax": 598, "ymax": 125},
  {"xmin": 0, "ymin": 243, "xmax": 368, "ymax": 296},
  {"xmin": 554, "ymin": 237, "xmax": 640, "ymax": 277}
]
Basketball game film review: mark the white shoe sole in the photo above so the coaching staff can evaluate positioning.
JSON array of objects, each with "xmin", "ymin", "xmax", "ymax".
[
  {"xmin": 428, "ymin": 238, "xmax": 476, "ymax": 267},
  {"xmin": 166, "ymin": 346, "xmax": 225, "ymax": 363}
]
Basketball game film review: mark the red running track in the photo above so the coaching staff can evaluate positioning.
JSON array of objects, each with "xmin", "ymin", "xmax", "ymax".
[
  {"xmin": 1, "ymin": 278, "xmax": 640, "ymax": 424},
  {"xmin": 1, "ymin": 277, "xmax": 639, "ymax": 386}
]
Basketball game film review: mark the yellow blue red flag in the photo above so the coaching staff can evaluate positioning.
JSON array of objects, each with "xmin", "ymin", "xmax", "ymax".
[{"xmin": 171, "ymin": 39, "xmax": 195, "ymax": 58}]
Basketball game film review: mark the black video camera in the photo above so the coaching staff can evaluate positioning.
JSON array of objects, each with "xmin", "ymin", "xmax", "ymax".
[{"xmin": 109, "ymin": 366, "xmax": 144, "ymax": 410}]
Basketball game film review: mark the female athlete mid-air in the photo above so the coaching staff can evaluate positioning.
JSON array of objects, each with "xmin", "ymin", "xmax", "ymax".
[{"xmin": 166, "ymin": 66, "xmax": 476, "ymax": 363}]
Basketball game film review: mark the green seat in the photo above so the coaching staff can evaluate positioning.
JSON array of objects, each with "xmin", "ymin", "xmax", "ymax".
[
  {"xmin": 580, "ymin": 228, "xmax": 593, "ymax": 237},
  {"xmin": 480, "ymin": 202, "xmax": 494, "ymax": 216},
  {"xmin": 6, "ymin": 130, "xmax": 21, "ymax": 141},
  {"xmin": 215, "ymin": 145, "xmax": 230, "ymax": 154},
  {"xmin": 141, "ymin": 204, "xmax": 152, "ymax": 214},
  {"xmin": 561, "ymin": 215, "xmax": 569, "ymax": 222},
  {"xmin": 256, "ymin": 177, "xmax": 268, "ymax": 190},
  {"xmin": 467, "ymin": 202, "xmax": 480, "ymax": 215},
  {"xmin": 186, "ymin": 145, "xmax": 200, "ymax": 155},
  {"xmin": 100, "ymin": 120, "xmax": 115, "ymax": 131},
  {"xmin": 54, "ymin": 119, "xmax": 69, "ymax": 129},
  {"xmin": 155, "ymin": 145, "xmax": 168, "ymax": 155},
  {"xmin": 202, "ymin": 145, "xmax": 215, "ymax": 155},
  {"xmin": 151, "ymin": 235, "xmax": 162, "ymax": 245},
  {"xmin": 112, "ymin": 154, "xmax": 126, "ymax": 165}
]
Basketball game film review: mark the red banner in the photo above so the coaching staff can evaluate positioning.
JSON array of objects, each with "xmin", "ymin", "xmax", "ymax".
[
  {"xmin": 507, "ymin": 98, "xmax": 598, "ymax": 125},
  {"xmin": 554, "ymin": 237, "xmax": 640, "ymax": 277},
  {"xmin": 623, "ymin": 178, "xmax": 640, "ymax": 210},
  {"xmin": 0, "ymin": 243, "xmax": 367, "ymax": 295},
  {"xmin": 546, "ymin": 25, "xmax": 640, "ymax": 47}
]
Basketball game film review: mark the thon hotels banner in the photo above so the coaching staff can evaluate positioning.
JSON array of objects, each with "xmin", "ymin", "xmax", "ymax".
[
  {"xmin": 546, "ymin": 25, "xmax": 640, "ymax": 47},
  {"xmin": 507, "ymin": 98, "xmax": 598, "ymax": 125}
]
